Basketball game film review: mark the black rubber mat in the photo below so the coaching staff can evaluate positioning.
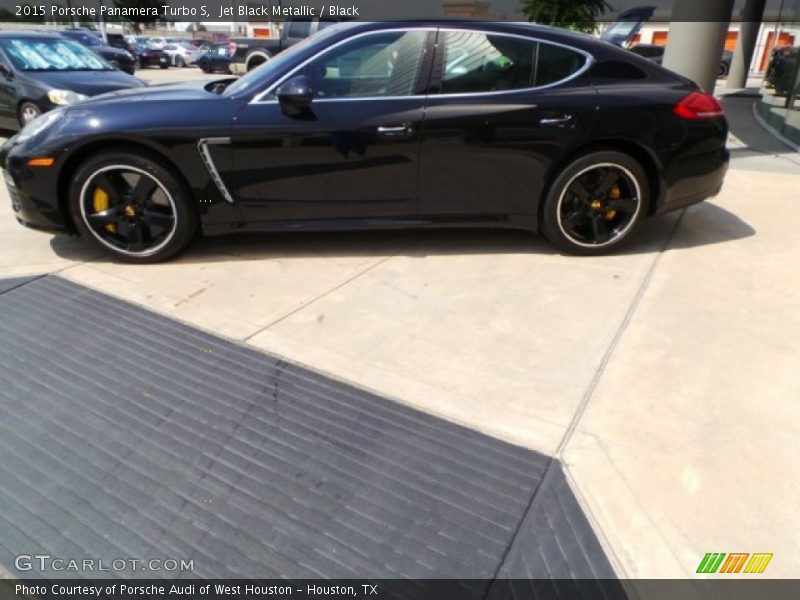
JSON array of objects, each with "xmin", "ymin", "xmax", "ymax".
[{"xmin": 0, "ymin": 275, "xmax": 617, "ymax": 585}]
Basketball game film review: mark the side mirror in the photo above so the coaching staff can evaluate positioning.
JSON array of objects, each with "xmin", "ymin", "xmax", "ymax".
[
  {"xmin": 276, "ymin": 75, "xmax": 314, "ymax": 117},
  {"xmin": 0, "ymin": 64, "xmax": 12, "ymax": 79}
]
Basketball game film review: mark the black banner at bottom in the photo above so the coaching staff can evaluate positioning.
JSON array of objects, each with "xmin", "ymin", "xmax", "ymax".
[{"xmin": 4, "ymin": 579, "xmax": 800, "ymax": 600}]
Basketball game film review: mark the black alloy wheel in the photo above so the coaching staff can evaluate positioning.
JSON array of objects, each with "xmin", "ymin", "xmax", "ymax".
[
  {"xmin": 69, "ymin": 152, "xmax": 197, "ymax": 263},
  {"xmin": 541, "ymin": 151, "xmax": 648, "ymax": 255}
]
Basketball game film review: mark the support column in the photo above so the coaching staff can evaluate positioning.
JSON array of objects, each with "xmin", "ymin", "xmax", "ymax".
[
  {"xmin": 728, "ymin": 0, "xmax": 768, "ymax": 89},
  {"xmin": 662, "ymin": 0, "xmax": 736, "ymax": 93}
]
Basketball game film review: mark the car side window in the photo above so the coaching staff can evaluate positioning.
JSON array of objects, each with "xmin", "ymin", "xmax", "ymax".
[
  {"xmin": 297, "ymin": 30, "xmax": 428, "ymax": 99},
  {"xmin": 536, "ymin": 42, "xmax": 587, "ymax": 86},
  {"xmin": 436, "ymin": 31, "xmax": 587, "ymax": 94},
  {"xmin": 438, "ymin": 31, "xmax": 537, "ymax": 94}
]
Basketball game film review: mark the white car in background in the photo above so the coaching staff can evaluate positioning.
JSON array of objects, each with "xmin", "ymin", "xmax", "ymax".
[
  {"xmin": 161, "ymin": 42, "xmax": 201, "ymax": 67},
  {"xmin": 146, "ymin": 36, "xmax": 169, "ymax": 49}
]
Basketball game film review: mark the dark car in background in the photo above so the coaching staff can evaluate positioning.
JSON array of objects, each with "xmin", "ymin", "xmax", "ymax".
[
  {"xmin": 1, "ymin": 21, "xmax": 728, "ymax": 263},
  {"xmin": 131, "ymin": 42, "xmax": 169, "ymax": 69},
  {"xmin": 630, "ymin": 43, "xmax": 733, "ymax": 78},
  {"xmin": 0, "ymin": 31, "xmax": 144, "ymax": 128},
  {"xmin": 105, "ymin": 33, "xmax": 135, "ymax": 53},
  {"xmin": 196, "ymin": 43, "xmax": 232, "ymax": 74},
  {"xmin": 59, "ymin": 29, "xmax": 137, "ymax": 75}
]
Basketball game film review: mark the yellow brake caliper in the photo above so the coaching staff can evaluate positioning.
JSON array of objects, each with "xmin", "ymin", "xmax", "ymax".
[
  {"xmin": 606, "ymin": 184, "xmax": 620, "ymax": 221},
  {"xmin": 92, "ymin": 187, "xmax": 116, "ymax": 234}
]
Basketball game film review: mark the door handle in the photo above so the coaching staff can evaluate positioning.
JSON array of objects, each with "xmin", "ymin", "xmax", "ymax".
[
  {"xmin": 377, "ymin": 124, "xmax": 414, "ymax": 138},
  {"xmin": 539, "ymin": 115, "xmax": 575, "ymax": 127}
]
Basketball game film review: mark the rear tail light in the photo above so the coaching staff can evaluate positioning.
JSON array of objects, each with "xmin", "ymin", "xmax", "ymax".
[
  {"xmin": 673, "ymin": 91, "xmax": 725, "ymax": 121},
  {"xmin": 228, "ymin": 41, "xmax": 237, "ymax": 55}
]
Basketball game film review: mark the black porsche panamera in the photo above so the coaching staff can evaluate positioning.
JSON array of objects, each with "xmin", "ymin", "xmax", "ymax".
[{"xmin": 1, "ymin": 21, "xmax": 729, "ymax": 262}]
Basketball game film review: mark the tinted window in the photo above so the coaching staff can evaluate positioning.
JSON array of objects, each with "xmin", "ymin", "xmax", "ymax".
[
  {"xmin": 438, "ymin": 32, "xmax": 587, "ymax": 94},
  {"xmin": 439, "ymin": 31, "xmax": 537, "ymax": 94},
  {"xmin": 299, "ymin": 30, "xmax": 427, "ymax": 99},
  {"xmin": 536, "ymin": 42, "xmax": 586, "ymax": 86}
]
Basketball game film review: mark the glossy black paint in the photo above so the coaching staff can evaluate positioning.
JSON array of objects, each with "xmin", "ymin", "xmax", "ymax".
[{"xmin": 1, "ymin": 22, "xmax": 729, "ymax": 242}]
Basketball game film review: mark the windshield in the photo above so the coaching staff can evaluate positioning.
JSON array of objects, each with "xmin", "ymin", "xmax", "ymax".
[
  {"xmin": 223, "ymin": 25, "xmax": 343, "ymax": 97},
  {"xmin": 0, "ymin": 37, "xmax": 112, "ymax": 71}
]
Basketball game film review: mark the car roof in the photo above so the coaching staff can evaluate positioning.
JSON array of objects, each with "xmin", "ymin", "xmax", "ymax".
[
  {"xmin": 331, "ymin": 20, "xmax": 619, "ymax": 54},
  {"xmin": 0, "ymin": 30, "xmax": 64, "ymax": 39}
]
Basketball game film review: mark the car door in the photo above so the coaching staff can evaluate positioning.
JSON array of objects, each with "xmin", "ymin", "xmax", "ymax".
[
  {"xmin": 418, "ymin": 29, "xmax": 598, "ymax": 224},
  {"xmin": 230, "ymin": 28, "xmax": 434, "ymax": 223}
]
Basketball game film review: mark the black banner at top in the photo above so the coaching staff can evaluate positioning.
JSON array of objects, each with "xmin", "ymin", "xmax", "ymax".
[{"xmin": 0, "ymin": 0, "xmax": 799, "ymax": 23}]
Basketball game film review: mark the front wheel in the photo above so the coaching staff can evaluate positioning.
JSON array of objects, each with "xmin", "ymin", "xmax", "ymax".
[
  {"xmin": 18, "ymin": 101, "xmax": 41, "ymax": 127},
  {"xmin": 69, "ymin": 151, "xmax": 198, "ymax": 263},
  {"xmin": 175, "ymin": 56, "xmax": 185, "ymax": 68},
  {"xmin": 540, "ymin": 151, "xmax": 649, "ymax": 256}
]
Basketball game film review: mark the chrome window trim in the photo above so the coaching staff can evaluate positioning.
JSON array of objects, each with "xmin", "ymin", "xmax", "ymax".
[
  {"xmin": 197, "ymin": 137, "xmax": 235, "ymax": 204},
  {"xmin": 249, "ymin": 26, "xmax": 595, "ymax": 105}
]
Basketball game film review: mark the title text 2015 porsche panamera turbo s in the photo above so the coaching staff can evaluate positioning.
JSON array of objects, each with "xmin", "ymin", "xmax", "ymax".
[{"xmin": 1, "ymin": 21, "xmax": 729, "ymax": 263}]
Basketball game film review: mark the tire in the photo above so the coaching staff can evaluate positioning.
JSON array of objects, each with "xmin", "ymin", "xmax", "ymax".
[
  {"xmin": 245, "ymin": 51, "xmax": 270, "ymax": 72},
  {"xmin": 200, "ymin": 61, "xmax": 211, "ymax": 73},
  {"xmin": 719, "ymin": 62, "xmax": 730, "ymax": 78},
  {"xmin": 540, "ymin": 150, "xmax": 650, "ymax": 256},
  {"xmin": 17, "ymin": 101, "xmax": 41, "ymax": 127},
  {"xmin": 69, "ymin": 150, "xmax": 198, "ymax": 263},
  {"xmin": 160, "ymin": 63, "xmax": 169, "ymax": 69},
  {"xmin": 175, "ymin": 56, "xmax": 185, "ymax": 68}
]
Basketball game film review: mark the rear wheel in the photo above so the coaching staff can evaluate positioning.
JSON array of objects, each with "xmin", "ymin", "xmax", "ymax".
[
  {"xmin": 719, "ymin": 62, "xmax": 730, "ymax": 78},
  {"xmin": 69, "ymin": 151, "xmax": 198, "ymax": 263},
  {"xmin": 175, "ymin": 56, "xmax": 185, "ymax": 68},
  {"xmin": 200, "ymin": 60, "xmax": 211, "ymax": 73},
  {"xmin": 540, "ymin": 151, "xmax": 649, "ymax": 255},
  {"xmin": 18, "ymin": 101, "xmax": 41, "ymax": 127},
  {"xmin": 160, "ymin": 62, "xmax": 169, "ymax": 69}
]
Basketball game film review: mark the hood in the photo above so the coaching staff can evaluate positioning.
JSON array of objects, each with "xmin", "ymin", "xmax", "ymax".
[
  {"xmin": 27, "ymin": 70, "xmax": 144, "ymax": 97},
  {"xmin": 76, "ymin": 80, "xmax": 220, "ymax": 106},
  {"xmin": 601, "ymin": 6, "xmax": 656, "ymax": 47},
  {"xmin": 95, "ymin": 45, "xmax": 132, "ymax": 59}
]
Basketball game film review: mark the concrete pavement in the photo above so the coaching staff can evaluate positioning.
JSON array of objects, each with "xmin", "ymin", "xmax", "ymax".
[{"xmin": 1, "ymin": 78, "xmax": 798, "ymax": 579}]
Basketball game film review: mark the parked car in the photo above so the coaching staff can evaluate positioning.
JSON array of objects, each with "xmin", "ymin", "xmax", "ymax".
[
  {"xmin": 105, "ymin": 33, "xmax": 132, "ymax": 53},
  {"xmin": 145, "ymin": 36, "xmax": 169, "ymax": 49},
  {"xmin": 131, "ymin": 42, "xmax": 169, "ymax": 69},
  {"xmin": 162, "ymin": 42, "xmax": 202, "ymax": 68},
  {"xmin": 196, "ymin": 43, "xmax": 232, "ymax": 74},
  {"xmin": 1, "ymin": 21, "xmax": 729, "ymax": 262},
  {"xmin": 229, "ymin": 19, "xmax": 340, "ymax": 74},
  {"xmin": 0, "ymin": 31, "xmax": 144, "ymax": 129},
  {"xmin": 629, "ymin": 44, "xmax": 733, "ymax": 78},
  {"xmin": 59, "ymin": 30, "xmax": 137, "ymax": 75}
]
